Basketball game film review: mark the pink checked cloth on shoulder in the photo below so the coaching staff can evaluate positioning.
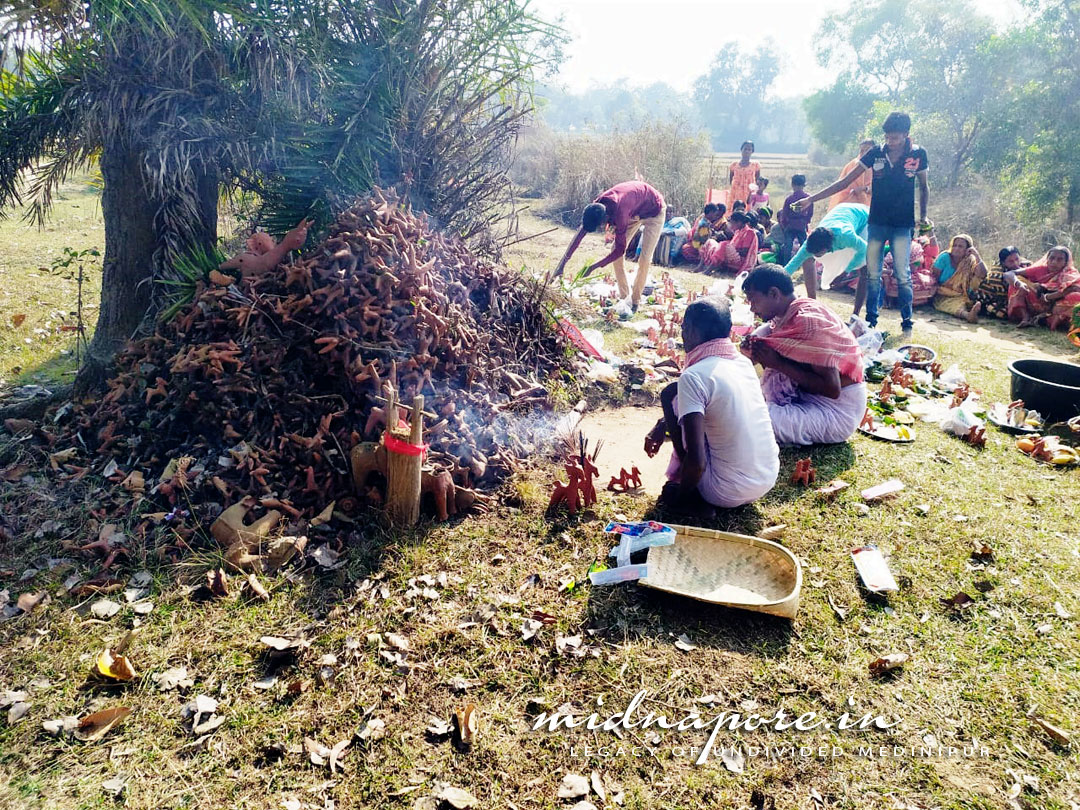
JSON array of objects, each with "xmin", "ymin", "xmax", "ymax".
[
  {"xmin": 758, "ymin": 298, "xmax": 864, "ymax": 382},
  {"xmin": 683, "ymin": 337, "xmax": 739, "ymax": 369}
]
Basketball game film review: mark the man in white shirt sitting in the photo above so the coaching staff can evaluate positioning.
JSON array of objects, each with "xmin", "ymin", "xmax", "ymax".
[{"xmin": 644, "ymin": 297, "xmax": 780, "ymax": 518}]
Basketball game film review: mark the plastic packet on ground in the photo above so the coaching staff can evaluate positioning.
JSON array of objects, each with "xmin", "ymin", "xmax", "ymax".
[
  {"xmin": 580, "ymin": 329, "xmax": 605, "ymax": 352},
  {"xmin": 874, "ymin": 348, "xmax": 905, "ymax": 367},
  {"xmin": 938, "ymin": 364, "xmax": 967, "ymax": 390},
  {"xmin": 589, "ymin": 563, "xmax": 649, "ymax": 585},
  {"xmin": 624, "ymin": 318, "xmax": 661, "ymax": 333},
  {"xmin": 856, "ymin": 329, "xmax": 884, "ymax": 365},
  {"xmin": 604, "ymin": 520, "xmax": 676, "ymax": 556},
  {"xmin": 585, "ymin": 360, "xmax": 619, "ymax": 383},
  {"xmin": 939, "ymin": 403, "xmax": 983, "ymax": 437},
  {"xmin": 612, "ymin": 297, "xmax": 634, "ymax": 319},
  {"xmin": 583, "ymin": 281, "xmax": 618, "ymax": 299}
]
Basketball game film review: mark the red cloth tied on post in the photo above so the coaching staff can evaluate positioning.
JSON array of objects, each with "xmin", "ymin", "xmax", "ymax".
[
  {"xmin": 758, "ymin": 297, "xmax": 864, "ymax": 382},
  {"xmin": 383, "ymin": 432, "xmax": 428, "ymax": 458}
]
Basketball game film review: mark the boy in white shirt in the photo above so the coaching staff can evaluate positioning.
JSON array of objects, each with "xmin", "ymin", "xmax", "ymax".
[{"xmin": 644, "ymin": 297, "xmax": 780, "ymax": 517}]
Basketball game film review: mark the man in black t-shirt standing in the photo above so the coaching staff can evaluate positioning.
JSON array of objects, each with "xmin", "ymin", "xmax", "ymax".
[{"xmin": 793, "ymin": 112, "xmax": 930, "ymax": 331}]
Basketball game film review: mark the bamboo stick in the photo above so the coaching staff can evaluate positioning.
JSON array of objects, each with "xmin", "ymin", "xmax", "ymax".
[{"xmin": 386, "ymin": 394, "xmax": 424, "ymax": 528}]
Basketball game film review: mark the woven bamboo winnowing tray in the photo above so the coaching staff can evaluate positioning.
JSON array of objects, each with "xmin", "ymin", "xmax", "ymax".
[{"xmin": 639, "ymin": 524, "xmax": 802, "ymax": 619}]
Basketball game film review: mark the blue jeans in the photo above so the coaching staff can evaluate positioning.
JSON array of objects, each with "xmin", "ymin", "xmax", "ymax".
[{"xmin": 866, "ymin": 224, "xmax": 914, "ymax": 327}]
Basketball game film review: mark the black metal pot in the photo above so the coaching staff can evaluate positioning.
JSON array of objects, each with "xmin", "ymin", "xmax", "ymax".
[{"xmin": 1008, "ymin": 359, "xmax": 1080, "ymax": 420}]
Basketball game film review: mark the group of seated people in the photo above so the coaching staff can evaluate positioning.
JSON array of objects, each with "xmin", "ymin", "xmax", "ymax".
[
  {"xmin": 679, "ymin": 174, "xmax": 832, "ymax": 276},
  {"xmin": 681, "ymin": 193, "xmax": 1080, "ymax": 335},
  {"xmin": 826, "ymin": 234, "xmax": 1080, "ymax": 332},
  {"xmin": 643, "ymin": 266, "xmax": 866, "ymax": 518}
]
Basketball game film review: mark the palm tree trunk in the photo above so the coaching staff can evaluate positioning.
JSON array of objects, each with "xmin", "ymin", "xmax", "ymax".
[
  {"xmin": 76, "ymin": 143, "xmax": 220, "ymax": 392},
  {"xmin": 76, "ymin": 141, "xmax": 158, "ymax": 392}
]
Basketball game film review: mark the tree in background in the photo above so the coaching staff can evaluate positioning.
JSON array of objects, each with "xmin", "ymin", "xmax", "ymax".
[
  {"xmin": 973, "ymin": 0, "xmax": 1080, "ymax": 224},
  {"xmin": 693, "ymin": 43, "xmax": 780, "ymax": 151},
  {"xmin": 0, "ymin": 0, "xmax": 560, "ymax": 389},
  {"xmin": 803, "ymin": 74, "xmax": 878, "ymax": 155},
  {"xmin": 808, "ymin": 0, "xmax": 1006, "ymax": 187}
]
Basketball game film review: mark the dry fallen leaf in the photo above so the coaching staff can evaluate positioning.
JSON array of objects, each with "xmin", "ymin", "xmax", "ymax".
[
  {"xmin": 434, "ymin": 784, "xmax": 478, "ymax": 810},
  {"xmin": 386, "ymin": 633, "xmax": 410, "ymax": 651},
  {"xmin": 305, "ymin": 736, "xmax": 331, "ymax": 766},
  {"xmin": 101, "ymin": 777, "xmax": 126, "ymax": 797},
  {"xmin": 91, "ymin": 600, "xmax": 122, "ymax": 619},
  {"xmin": 310, "ymin": 545, "xmax": 342, "ymax": 569},
  {"xmin": 120, "ymin": 470, "xmax": 145, "ymax": 497},
  {"xmin": 184, "ymin": 694, "xmax": 224, "ymax": 735},
  {"xmin": 1029, "ymin": 715, "xmax": 1071, "ymax": 746},
  {"xmin": 426, "ymin": 717, "xmax": 453, "ymax": 738},
  {"xmin": 452, "ymin": 704, "xmax": 478, "ymax": 749},
  {"xmin": 558, "ymin": 773, "xmax": 590, "ymax": 800},
  {"xmin": 720, "ymin": 746, "xmax": 745, "ymax": 773},
  {"xmin": 309, "ymin": 501, "xmax": 335, "ymax": 528},
  {"xmin": 674, "ymin": 633, "xmax": 698, "ymax": 652},
  {"xmin": 941, "ymin": 592, "xmax": 975, "ymax": 612},
  {"xmin": 75, "ymin": 706, "xmax": 132, "ymax": 741},
  {"xmin": 152, "ymin": 667, "xmax": 193, "ymax": 692},
  {"xmin": 521, "ymin": 618, "xmax": 543, "ymax": 641},
  {"xmin": 869, "ymin": 653, "xmax": 910, "ymax": 676},
  {"xmin": 0, "ymin": 462, "xmax": 31, "ymax": 482},
  {"xmin": 7, "ymin": 702, "xmax": 31, "ymax": 724},
  {"xmin": 328, "ymin": 738, "xmax": 350, "ymax": 773},
  {"xmin": 555, "ymin": 634, "xmax": 582, "ymax": 654},
  {"xmin": 1054, "ymin": 601, "xmax": 1072, "ymax": 620},
  {"xmin": 357, "ymin": 717, "xmax": 385, "ymax": 743},
  {"xmin": 11, "ymin": 313, "xmax": 26, "ymax": 327},
  {"xmin": 16, "ymin": 591, "xmax": 47, "ymax": 614},
  {"xmin": 42, "ymin": 715, "xmax": 79, "ymax": 736},
  {"xmin": 246, "ymin": 573, "xmax": 270, "ymax": 601},
  {"xmin": 827, "ymin": 594, "xmax": 849, "ymax": 621},
  {"xmin": 95, "ymin": 648, "xmax": 137, "ymax": 682},
  {"xmin": 757, "ymin": 524, "xmax": 786, "ymax": 540},
  {"xmin": 590, "ymin": 771, "xmax": 606, "ymax": 803},
  {"xmin": 206, "ymin": 568, "xmax": 229, "ymax": 598}
]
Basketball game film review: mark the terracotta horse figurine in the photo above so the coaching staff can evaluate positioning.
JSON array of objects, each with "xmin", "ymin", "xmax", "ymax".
[{"xmin": 220, "ymin": 219, "xmax": 314, "ymax": 278}]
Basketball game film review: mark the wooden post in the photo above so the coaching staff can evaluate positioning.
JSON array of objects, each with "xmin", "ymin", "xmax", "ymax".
[{"xmin": 386, "ymin": 394, "xmax": 424, "ymax": 528}]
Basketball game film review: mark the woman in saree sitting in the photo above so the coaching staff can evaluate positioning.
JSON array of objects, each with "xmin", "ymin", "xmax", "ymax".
[
  {"xmin": 1007, "ymin": 245, "xmax": 1080, "ymax": 330},
  {"xmin": 699, "ymin": 212, "xmax": 758, "ymax": 274},
  {"xmin": 971, "ymin": 246, "xmax": 1029, "ymax": 320},
  {"xmin": 931, "ymin": 234, "xmax": 987, "ymax": 323}
]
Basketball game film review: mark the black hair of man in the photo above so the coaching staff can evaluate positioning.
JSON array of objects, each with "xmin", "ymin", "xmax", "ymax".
[
  {"xmin": 998, "ymin": 245, "xmax": 1020, "ymax": 265},
  {"xmin": 882, "ymin": 111, "xmax": 912, "ymax": 134},
  {"xmin": 805, "ymin": 227, "xmax": 835, "ymax": 254},
  {"xmin": 791, "ymin": 174, "xmax": 806, "ymax": 186},
  {"xmin": 684, "ymin": 297, "xmax": 732, "ymax": 341},
  {"xmin": 729, "ymin": 211, "xmax": 750, "ymax": 225},
  {"xmin": 715, "ymin": 202, "xmax": 727, "ymax": 216},
  {"xmin": 756, "ymin": 206, "xmax": 772, "ymax": 219},
  {"xmin": 582, "ymin": 203, "xmax": 607, "ymax": 232},
  {"xmin": 742, "ymin": 265, "xmax": 795, "ymax": 297},
  {"xmin": 732, "ymin": 200, "xmax": 746, "ymax": 211},
  {"xmin": 703, "ymin": 203, "xmax": 719, "ymax": 216},
  {"xmin": 859, "ymin": 137, "xmax": 876, "ymax": 148},
  {"xmin": 741, "ymin": 140, "xmax": 755, "ymax": 151}
]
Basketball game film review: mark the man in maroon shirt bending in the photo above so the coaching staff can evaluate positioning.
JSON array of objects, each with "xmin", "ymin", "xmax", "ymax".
[{"xmin": 550, "ymin": 180, "xmax": 666, "ymax": 311}]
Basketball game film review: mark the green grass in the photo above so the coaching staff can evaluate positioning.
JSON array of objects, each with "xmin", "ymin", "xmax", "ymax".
[
  {"xmin": 0, "ymin": 173, "xmax": 104, "ymax": 391},
  {"xmin": 1, "ymin": 205, "xmax": 1080, "ymax": 809}
]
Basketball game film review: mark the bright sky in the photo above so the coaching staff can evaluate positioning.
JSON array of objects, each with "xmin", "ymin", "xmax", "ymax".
[{"xmin": 533, "ymin": 0, "xmax": 1025, "ymax": 98}]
